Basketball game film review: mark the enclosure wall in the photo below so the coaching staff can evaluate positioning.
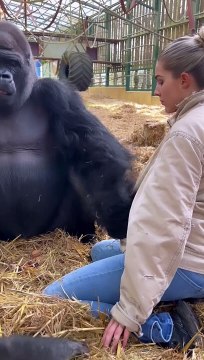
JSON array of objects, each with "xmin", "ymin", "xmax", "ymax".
[{"xmin": 88, "ymin": 0, "xmax": 204, "ymax": 94}]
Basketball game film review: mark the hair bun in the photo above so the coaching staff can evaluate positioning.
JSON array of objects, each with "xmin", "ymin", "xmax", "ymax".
[{"xmin": 194, "ymin": 26, "xmax": 204, "ymax": 47}]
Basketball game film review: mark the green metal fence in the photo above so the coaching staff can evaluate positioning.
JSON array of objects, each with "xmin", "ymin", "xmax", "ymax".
[{"xmin": 87, "ymin": 0, "xmax": 204, "ymax": 93}]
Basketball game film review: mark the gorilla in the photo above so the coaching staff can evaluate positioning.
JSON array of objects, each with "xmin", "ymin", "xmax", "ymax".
[
  {"xmin": 0, "ymin": 21, "xmax": 135, "ymax": 242},
  {"xmin": 0, "ymin": 335, "xmax": 89, "ymax": 360}
]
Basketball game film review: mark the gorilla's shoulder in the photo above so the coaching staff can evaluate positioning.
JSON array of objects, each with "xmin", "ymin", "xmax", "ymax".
[
  {"xmin": 32, "ymin": 77, "xmax": 70, "ymax": 92},
  {"xmin": 31, "ymin": 78, "xmax": 85, "ymax": 113}
]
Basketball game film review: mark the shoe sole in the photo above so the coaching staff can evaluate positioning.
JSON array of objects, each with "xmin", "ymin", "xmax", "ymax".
[{"xmin": 176, "ymin": 300, "xmax": 203, "ymax": 348}]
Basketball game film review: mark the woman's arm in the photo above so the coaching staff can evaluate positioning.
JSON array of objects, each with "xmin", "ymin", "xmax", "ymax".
[{"xmin": 105, "ymin": 133, "xmax": 203, "ymax": 349}]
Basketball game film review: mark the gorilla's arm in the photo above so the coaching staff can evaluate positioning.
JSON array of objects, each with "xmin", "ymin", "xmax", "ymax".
[{"xmin": 32, "ymin": 79, "xmax": 135, "ymax": 239}]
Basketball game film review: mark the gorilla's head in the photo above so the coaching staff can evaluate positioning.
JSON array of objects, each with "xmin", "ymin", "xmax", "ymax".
[{"xmin": 0, "ymin": 21, "xmax": 36, "ymax": 113}]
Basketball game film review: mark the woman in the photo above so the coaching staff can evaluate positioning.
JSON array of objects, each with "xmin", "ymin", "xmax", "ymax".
[{"xmin": 43, "ymin": 28, "xmax": 204, "ymax": 352}]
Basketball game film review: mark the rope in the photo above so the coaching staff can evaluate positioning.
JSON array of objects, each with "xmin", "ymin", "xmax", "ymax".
[{"xmin": 162, "ymin": 0, "xmax": 186, "ymax": 24}]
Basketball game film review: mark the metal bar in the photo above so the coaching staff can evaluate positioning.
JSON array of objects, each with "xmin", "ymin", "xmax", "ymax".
[
  {"xmin": 187, "ymin": 0, "xmax": 196, "ymax": 34},
  {"xmin": 105, "ymin": 13, "xmax": 111, "ymax": 87},
  {"xmin": 159, "ymin": 19, "xmax": 188, "ymax": 30},
  {"xmin": 137, "ymin": 0, "xmax": 154, "ymax": 10},
  {"xmin": 34, "ymin": 56, "xmax": 121, "ymax": 65},
  {"xmin": 125, "ymin": 0, "xmax": 132, "ymax": 91},
  {"xmin": 132, "ymin": 0, "xmax": 154, "ymax": 10},
  {"xmin": 24, "ymin": 0, "xmax": 27, "ymax": 28},
  {"xmin": 93, "ymin": 60, "xmax": 122, "ymax": 66},
  {"xmin": 91, "ymin": 0, "xmax": 171, "ymax": 41},
  {"xmin": 151, "ymin": 0, "xmax": 161, "ymax": 95},
  {"xmin": 196, "ymin": 0, "xmax": 201, "ymax": 12},
  {"xmin": 195, "ymin": 0, "xmax": 202, "ymax": 28},
  {"xmin": 24, "ymin": 31, "xmax": 120, "ymax": 43},
  {"xmin": 79, "ymin": 0, "xmax": 121, "ymax": 13}
]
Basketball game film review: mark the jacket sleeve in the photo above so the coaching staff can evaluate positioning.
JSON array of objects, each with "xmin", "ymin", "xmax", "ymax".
[{"xmin": 111, "ymin": 133, "xmax": 203, "ymax": 333}]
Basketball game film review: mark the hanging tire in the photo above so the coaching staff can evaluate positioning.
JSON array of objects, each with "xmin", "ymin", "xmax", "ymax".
[{"xmin": 58, "ymin": 51, "xmax": 93, "ymax": 91}]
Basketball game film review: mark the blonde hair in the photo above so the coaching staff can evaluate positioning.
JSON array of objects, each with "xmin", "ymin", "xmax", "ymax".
[{"xmin": 158, "ymin": 26, "xmax": 204, "ymax": 88}]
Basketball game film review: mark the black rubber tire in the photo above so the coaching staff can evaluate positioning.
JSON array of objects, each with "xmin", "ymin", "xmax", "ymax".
[{"xmin": 58, "ymin": 51, "xmax": 93, "ymax": 91}]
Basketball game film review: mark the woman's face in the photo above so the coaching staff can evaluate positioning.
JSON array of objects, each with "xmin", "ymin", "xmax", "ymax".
[{"xmin": 154, "ymin": 61, "xmax": 199, "ymax": 113}]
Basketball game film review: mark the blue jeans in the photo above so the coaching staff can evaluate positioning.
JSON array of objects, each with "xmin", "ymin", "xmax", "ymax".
[{"xmin": 43, "ymin": 239, "xmax": 204, "ymax": 344}]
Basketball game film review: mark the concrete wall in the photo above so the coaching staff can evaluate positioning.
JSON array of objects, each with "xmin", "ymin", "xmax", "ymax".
[
  {"xmin": 88, "ymin": 87, "xmax": 160, "ymax": 106},
  {"xmin": 43, "ymin": 42, "xmax": 86, "ymax": 59}
]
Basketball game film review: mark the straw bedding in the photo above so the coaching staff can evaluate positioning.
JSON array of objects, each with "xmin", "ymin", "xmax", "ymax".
[{"xmin": 0, "ymin": 231, "xmax": 203, "ymax": 359}]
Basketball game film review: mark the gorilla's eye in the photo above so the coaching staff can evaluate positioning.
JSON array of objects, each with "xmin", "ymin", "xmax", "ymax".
[
  {"xmin": 10, "ymin": 60, "xmax": 21, "ymax": 67},
  {"xmin": 8, "ymin": 59, "xmax": 22, "ymax": 71}
]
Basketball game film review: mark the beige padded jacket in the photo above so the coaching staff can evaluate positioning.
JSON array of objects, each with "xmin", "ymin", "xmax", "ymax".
[{"xmin": 111, "ymin": 91, "xmax": 204, "ymax": 334}]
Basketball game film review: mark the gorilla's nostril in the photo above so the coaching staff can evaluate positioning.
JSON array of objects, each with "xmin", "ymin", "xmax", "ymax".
[
  {"xmin": 0, "ymin": 71, "xmax": 13, "ymax": 81},
  {"xmin": 3, "ymin": 74, "xmax": 10, "ymax": 79}
]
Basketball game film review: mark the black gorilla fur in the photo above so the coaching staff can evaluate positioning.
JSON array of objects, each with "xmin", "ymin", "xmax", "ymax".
[{"xmin": 0, "ymin": 21, "xmax": 135, "ymax": 242}]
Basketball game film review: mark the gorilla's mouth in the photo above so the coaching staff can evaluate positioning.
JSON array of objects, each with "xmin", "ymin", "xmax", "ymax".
[
  {"xmin": 0, "ymin": 83, "xmax": 15, "ymax": 97},
  {"xmin": 0, "ymin": 89, "xmax": 10, "ymax": 96}
]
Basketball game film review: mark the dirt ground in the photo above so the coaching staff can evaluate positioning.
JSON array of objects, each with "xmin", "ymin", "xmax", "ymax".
[
  {"xmin": 0, "ymin": 92, "xmax": 203, "ymax": 360},
  {"xmin": 81, "ymin": 91, "xmax": 168, "ymax": 177}
]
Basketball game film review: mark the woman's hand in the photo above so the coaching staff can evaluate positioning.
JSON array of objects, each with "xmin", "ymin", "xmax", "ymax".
[{"xmin": 102, "ymin": 318, "xmax": 131, "ymax": 353}]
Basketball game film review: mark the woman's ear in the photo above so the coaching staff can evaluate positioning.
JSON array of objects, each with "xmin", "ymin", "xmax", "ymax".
[
  {"xmin": 180, "ymin": 72, "xmax": 192, "ymax": 89},
  {"xmin": 180, "ymin": 72, "xmax": 199, "ymax": 91}
]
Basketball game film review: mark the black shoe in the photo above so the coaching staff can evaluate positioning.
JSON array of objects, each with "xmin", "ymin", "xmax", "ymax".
[{"xmin": 166, "ymin": 300, "xmax": 203, "ymax": 350}]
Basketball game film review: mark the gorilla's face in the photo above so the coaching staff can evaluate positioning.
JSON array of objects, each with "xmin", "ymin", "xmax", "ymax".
[
  {"xmin": 0, "ymin": 46, "xmax": 24, "ymax": 108},
  {"xmin": 0, "ymin": 22, "xmax": 36, "ymax": 113}
]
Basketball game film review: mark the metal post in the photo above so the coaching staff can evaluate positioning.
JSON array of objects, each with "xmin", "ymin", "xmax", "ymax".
[
  {"xmin": 195, "ymin": 0, "xmax": 201, "ymax": 29},
  {"xmin": 187, "ymin": 0, "xmax": 196, "ymax": 34},
  {"xmin": 151, "ymin": 0, "xmax": 161, "ymax": 95},
  {"xmin": 105, "ymin": 13, "xmax": 111, "ymax": 86},
  {"xmin": 196, "ymin": 0, "xmax": 201, "ymax": 13},
  {"xmin": 24, "ymin": 0, "xmax": 27, "ymax": 29},
  {"xmin": 125, "ymin": 0, "xmax": 132, "ymax": 91}
]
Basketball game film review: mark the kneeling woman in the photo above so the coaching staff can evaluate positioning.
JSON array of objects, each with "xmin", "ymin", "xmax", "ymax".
[{"xmin": 43, "ymin": 28, "xmax": 204, "ymax": 352}]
